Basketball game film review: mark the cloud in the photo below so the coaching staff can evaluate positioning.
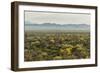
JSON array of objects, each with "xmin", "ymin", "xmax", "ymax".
[{"xmin": 25, "ymin": 11, "xmax": 90, "ymax": 25}]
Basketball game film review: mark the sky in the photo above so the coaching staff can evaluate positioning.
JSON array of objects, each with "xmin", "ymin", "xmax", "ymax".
[{"xmin": 25, "ymin": 11, "xmax": 90, "ymax": 25}]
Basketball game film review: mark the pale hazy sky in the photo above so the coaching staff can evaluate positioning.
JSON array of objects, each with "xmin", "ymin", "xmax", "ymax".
[{"xmin": 25, "ymin": 11, "xmax": 90, "ymax": 25}]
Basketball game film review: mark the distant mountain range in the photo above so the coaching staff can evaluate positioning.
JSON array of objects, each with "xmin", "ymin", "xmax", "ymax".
[{"xmin": 25, "ymin": 23, "xmax": 90, "ymax": 31}]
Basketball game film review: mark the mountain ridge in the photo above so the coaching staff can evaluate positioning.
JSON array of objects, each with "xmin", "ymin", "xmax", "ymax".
[{"xmin": 25, "ymin": 23, "xmax": 90, "ymax": 31}]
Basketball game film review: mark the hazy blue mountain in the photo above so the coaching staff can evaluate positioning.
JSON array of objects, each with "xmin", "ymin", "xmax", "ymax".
[{"xmin": 25, "ymin": 23, "xmax": 90, "ymax": 31}]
